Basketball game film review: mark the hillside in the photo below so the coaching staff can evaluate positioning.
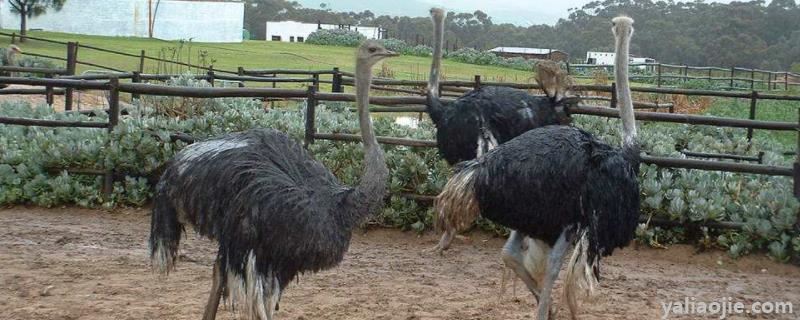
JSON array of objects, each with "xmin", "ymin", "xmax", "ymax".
[{"xmin": 0, "ymin": 29, "xmax": 536, "ymax": 84}]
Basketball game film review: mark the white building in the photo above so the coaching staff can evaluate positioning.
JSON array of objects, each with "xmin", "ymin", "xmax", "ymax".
[
  {"xmin": 0, "ymin": 0, "xmax": 244, "ymax": 43},
  {"xmin": 265, "ymin": 21, "xmax": 385, "ymax": 43},
  {"xmin": 586, "ymin": 51, "xmax": 656, "ymax": 66}
]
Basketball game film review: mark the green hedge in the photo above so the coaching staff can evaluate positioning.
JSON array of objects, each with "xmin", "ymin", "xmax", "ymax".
[{"xmin": 1, "ymin": 76, "xmax": 798, "ymax": 261}]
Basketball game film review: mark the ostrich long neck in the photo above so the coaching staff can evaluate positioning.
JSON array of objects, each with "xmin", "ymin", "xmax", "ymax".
[
  {"xmin": 353, "ymin": 59, "xmax": 389, "ymax": 212},
  {"xmin": 615, "ymin": 30, "xmax": 637, "ymax": 147},
  {"xmin": 427, "ymin": 12, "xmax": 444, "ymax": 99}
]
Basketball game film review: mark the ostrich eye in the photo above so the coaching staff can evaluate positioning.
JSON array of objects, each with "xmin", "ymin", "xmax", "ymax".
[{"xmin": 368, "ymin": 47, "xmax": 377, "ymax": 53}]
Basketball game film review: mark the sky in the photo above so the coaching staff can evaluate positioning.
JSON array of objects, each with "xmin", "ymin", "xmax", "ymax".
[{"xmin": 294, "ymin": 0, "xmax": 736, "ymax": 26}]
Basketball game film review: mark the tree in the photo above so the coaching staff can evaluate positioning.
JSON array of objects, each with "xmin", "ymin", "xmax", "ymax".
[{"xmin": 8, "ymin": 0, "xmax": 66, "ymax": 42}]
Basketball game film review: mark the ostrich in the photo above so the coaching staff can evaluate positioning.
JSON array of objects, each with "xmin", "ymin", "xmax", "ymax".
[
  {"xmin": 425, "ymin": 8, "xmax": 575, "ymax": 253},
  {"xmin": 149, "ymin": 40, "xmax": 397, "ymax": 320},
  {"xmin": 435, "ymin": 16, "xmax": 640, "ymax": 320},
  {"xmin": 0, "ymin": 45, "xmax": 22, "ymax": 87}
]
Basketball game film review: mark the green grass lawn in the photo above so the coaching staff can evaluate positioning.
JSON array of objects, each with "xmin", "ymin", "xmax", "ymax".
[
  {"xmin": 704, "ymin": 97, "xmax": 799, "ymax": 149},
  {"xmin": 0, "ymin": 29, "xmax": 537, "ymax": 84}
]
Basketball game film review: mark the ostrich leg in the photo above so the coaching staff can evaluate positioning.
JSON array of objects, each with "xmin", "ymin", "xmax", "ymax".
[
  {"xmin": 430, "ymin": 229, "xmax": 455, "ymax": 253},
  {"xmin": 536, "ymin": 229, "xmax": 573, "ymax": 320},
  {"xmin": 202, "ymin": 257, "xmax": 224, "ymax": 320},
  {"xmin": 501, "ymin": 231, "xmax": 542, "ymax": 301}
]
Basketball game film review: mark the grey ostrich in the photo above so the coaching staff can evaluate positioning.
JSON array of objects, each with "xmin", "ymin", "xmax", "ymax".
[
  {"xmin": 149, "ymin": 40, "xmax": 398, "ymax": 320},
  {"xmin": 435, "ymin": 16, "xmax": 640, "ymax": 320},
  {"xmin": 0, "ymin": 45, "xmax": 22, "ymax": 87},
  {"xmin": 425, "ymin": 8, "xmax": 574, "ymax": 253}
]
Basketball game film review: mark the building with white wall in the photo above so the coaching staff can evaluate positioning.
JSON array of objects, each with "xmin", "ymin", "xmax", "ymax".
[
  {"xmin": 586, "ymin": 51, "xmax": 656, "ymax": 66},
  {"xmin": 0, "ymin": 0, "xmax": 244, "ymax": 43},
  {"xmin": 265, "ymin": 21, "xmax": 385, "ymax": 42}
]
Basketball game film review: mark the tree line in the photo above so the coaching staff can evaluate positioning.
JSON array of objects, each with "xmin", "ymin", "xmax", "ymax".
[{"xmin": 244, "ymin": 0, "xmax": 800, "ymax": 70}]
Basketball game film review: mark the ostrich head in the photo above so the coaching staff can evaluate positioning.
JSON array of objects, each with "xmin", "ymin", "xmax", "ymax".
[
  {"xmin": 611, "ymin": 16, "xmax": 634, "ymax": 40},
  {"xmin": 6, "ymin": 45, "xmax": 21, "ymax": 64},
  {"xmin": 535, "ymin": 61, "xmax": 572, "ymax": 102},
  {"xmin": 356, "ymin": 40, "xmax": 398, "ymax": 69}
]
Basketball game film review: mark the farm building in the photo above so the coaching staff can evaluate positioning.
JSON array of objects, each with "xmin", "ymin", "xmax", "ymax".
[
  {"xmin": 265, "ymin": 21, "xmax": 387, "ymax": 43},
  {"xmin": 586, "ymin": 51, "xmax": 657, "ymax": 66},
  {"xmin": 0, "ymin": 0, "xmax": 245, "ymax": 43},
  {"xmin": 488, "ymin": 47, "xmax": 569, "ymax": 62}
]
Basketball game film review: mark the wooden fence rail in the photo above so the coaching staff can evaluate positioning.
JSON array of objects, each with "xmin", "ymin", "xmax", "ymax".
[{"xmin": 0, "ymin": 74, "xmax": 798, "ymax": 200}]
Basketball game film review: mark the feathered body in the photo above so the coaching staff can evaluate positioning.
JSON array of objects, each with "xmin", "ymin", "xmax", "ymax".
[
  {"xmin": 150, "ymin": 129, "xmax": 375, "ymax": 285},
  {"xmin": 470, "ymin": 126, "xmax": 639, "ymax": 263},
  {"xmin": 426, "ymin": 86, "xmax": 566, "ymax": 165},
  {"xmin": 150, "ymin": 40, "xmax": 396, "ymax": 320},
  {"xmin": 435, "ymin": 16, "xmax": 640, "ymax": 320}
]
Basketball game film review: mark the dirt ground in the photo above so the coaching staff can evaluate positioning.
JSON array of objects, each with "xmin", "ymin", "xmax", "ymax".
[
  {"xmin": 1, "ymin": 207, "xmax": 798, "ymax": 320},
  {"xmin": 0, "ymin": 84, "xmax": 119, "ymax": 112}
]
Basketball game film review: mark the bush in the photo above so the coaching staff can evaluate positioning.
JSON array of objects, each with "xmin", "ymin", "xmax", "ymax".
[
  {"xmin": 445, "ymin": 47, "xmax": 539, "ymax": 71},
  {"xmin": 306, "ymin": 29, "xmax": 366, "ymax": 47},
  {"xmin": 1, "ymin": 75, "xmax": 798, "ymax": 261},
  {"xmin": 378, "ymin": 38, "xmax": 432, "ymax": 57}
]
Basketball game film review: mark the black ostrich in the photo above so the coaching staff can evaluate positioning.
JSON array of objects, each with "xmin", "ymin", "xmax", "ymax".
[
  {"xmin": 435, "ymin": 16, "xmax": 640, "ymax": 320},
  {"xmin": 149, "ymin": 40, "xmax": 397, "ymax": 320},
  {"xmin": 425, "ymin": 8, "xmax": 575, "ymax": 252}
]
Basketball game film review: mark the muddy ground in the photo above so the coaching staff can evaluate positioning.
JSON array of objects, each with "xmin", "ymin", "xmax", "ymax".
[{"xmin": 1, "ymin": 207, "xmax": 798, "ymax": 320}]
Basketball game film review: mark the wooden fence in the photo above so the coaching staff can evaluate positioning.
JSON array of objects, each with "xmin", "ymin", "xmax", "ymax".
[
  {"xmin": 569, "ymin": 63, "xmax": 800, "ymax": 91},
  {"xmin": 0, "ymin": 74, "xmax": 798, "ymax": 208}
]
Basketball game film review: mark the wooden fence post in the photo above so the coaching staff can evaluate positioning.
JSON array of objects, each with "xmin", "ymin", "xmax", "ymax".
[
  {"xmin": 44, "ymin": 73, "xmax": 54, "ymax": 106},
  {"xmin": 312, "ymin": 73, "xmax": 320, "ymax": 90},
  {"xmin": 750, "ymin": 69, "xmax": 755, "ymax": 90},
  {"xmin": 683, "ymin": 65, "xmax": 689, "ymax": 83},
  {"xmin": 138, "ymin": 50, "xmax": 146, "ymax": 73},
  {"xmin": 237, "ymin": 67, "xmax": 245, "ymax": 88},
  {"xmin": 103, "ymin": 77, "xmax": 121, "ymax": 200},
  {"xmin": 332, "ymin": 67, "xmax": 343, "ymax": 93},
  {"xmin": 656, "ymin": 63, "xmax": 662, "ymax": 87},
  {"xmin": 786, "ymin": 72, "xmax": 790, "ymax": 91},
  {"xmin": 729, "ymin": 67, "xmax": 735, "ymax": 89},
  {"xmin": 64, "ymin": 42, "xmax": 78, "ymax": 111},
  {"xmin": 610, "ymin": 82, "xmax": 617, "ymax": 108},
  {"xmin": 795, "ymin": 108, "xmax": 799, "ymax": 198},
  {"xmin": 10, "ymin": 32, "xmax": 16, "ymax": 44},
  {"xmin": 707, "ymin": 69, "xmax": 712, "ymax": 83},
  {"xmin": 304, "ymin": 86, "xmax": 317, "ymax": 148},
  {"xmin": 747, "ymin": 90, "xmax": 758, "ymax": 142},
  {"xmin": 566, "ymin": 62, "xmax": 571, "ymax": 75},
  {"xmin": 131, "ymin": 71, "xmax": 141, "ymax": 100},
  {"xmin": 207, "ymin": 69, "xmax": 215, "ymax": 87},
  {"xmin": 474, "ymin": 75, "xmax": 481, "ymax": 90}
]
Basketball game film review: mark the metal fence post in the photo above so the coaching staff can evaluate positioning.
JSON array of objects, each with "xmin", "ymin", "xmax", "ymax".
[{"xmin": 304, "ymin": 86, "xmax": 317, "ymax": 148}]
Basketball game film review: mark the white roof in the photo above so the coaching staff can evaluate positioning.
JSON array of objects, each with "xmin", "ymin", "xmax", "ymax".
[{"xmin": 489, "ymin": 47, "xmax": 561, "ymax": 55}]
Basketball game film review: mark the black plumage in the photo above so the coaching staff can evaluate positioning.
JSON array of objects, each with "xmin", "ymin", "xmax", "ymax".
[
  {"xmin": 471, "ymin": 126, "xmax": 640, "ymax": 264},
  {"xmin": 424, "ymin": 8, "xmax": 574, "ymax": 252},
  {"xmin": 427, "ymin": 85, "xmax": 569, "ymax": 165},
  {"xmin": 149, "ymin": 41, "xmax": 397, "ymax": 320},
  {"xmin": 434, "ymin": 16, "xmax": 640, "ymax": 320}
]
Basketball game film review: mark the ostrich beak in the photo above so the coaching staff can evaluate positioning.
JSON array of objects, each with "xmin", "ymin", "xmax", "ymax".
[{"xmin": 381, "ymin": 50, "xmax": 399, "ymax": 57}]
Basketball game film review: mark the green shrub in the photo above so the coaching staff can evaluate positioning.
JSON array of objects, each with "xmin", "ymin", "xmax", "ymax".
[
  {"xmin": 1, "ymin": 75, "xmax": 798, "ymax": 261},
  {"xmin": 306, "ymin": 29, "xmax": 366, "ymax": 47},
  {"xmin": 445, "ymin": 47, "xmax": 537, "ymax": 71}
]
